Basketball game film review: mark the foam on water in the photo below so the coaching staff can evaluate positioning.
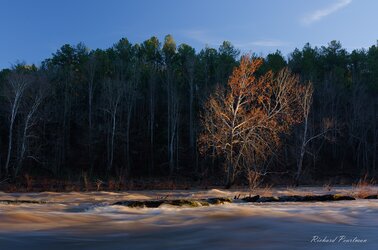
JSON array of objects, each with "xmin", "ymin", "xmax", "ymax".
[{"xmin": 0, "ymin": 188, "xmax": 377, "ymax": 249}]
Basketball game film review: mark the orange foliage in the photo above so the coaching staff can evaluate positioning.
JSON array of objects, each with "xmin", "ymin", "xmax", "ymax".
[{"xmin": 199, "ymin": 55, "xmax": 307, "ymax": 186}]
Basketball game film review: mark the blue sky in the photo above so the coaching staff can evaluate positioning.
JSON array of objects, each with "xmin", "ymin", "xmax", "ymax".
[{"xmin": 1, "ymin": 0, "xmax": 377, "ymax": 69}]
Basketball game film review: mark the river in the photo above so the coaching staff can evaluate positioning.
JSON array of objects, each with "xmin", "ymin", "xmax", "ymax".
[{"xmin": 0, "ymin": 188, "xmax": 377, "ymax": 249}]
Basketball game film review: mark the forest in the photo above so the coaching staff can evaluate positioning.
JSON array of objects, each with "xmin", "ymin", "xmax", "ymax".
[{"xmin": 0, "ymin": 35, "xmax": 377, "ymax": 189}]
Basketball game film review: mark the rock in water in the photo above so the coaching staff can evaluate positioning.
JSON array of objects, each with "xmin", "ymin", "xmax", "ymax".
[
  {"xmin": 241, "ymin": 195, "xmax": 260, "ymax": 202},
  {"xmin": 256, "ymin": 196, "xmax": 280, "ymax": 202},
  {"xmin": 113, "ymin": 198, "xmax": 233, "ymax": 208},
  {"xmin": 207, "ymin": 197, "xmax": 232, "ymax": 204},
  {"xmin": 332, "ymin": 194, "xmax": 355, "ymax": 201},
  {"xmin": 0, "ymin": 199, "xmax": 47, "ymax": 204},
  {"xmin": 364, "ymin": 195, "xmax": 378, "ymax": 199}
]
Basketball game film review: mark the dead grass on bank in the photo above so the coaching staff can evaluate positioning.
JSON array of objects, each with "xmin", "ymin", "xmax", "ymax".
[
  {"xmin": 0, "ymin": 177, "xmax": 194, "ymax": 192},
  {"xmin": 1, "ymin": 173, "xmax": 377, "ymax": 197},
  {"xmin": 351, "ymin": 174, "xmax": 377, "ymax": 198},
  {"xmin": 322, "ymin": 183, "xmax": 333, "ymax": 192}
]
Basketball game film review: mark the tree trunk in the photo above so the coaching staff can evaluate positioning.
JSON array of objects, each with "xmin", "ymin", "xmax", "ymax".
[
  {"xmin": 5, "ymin": 89, "xmax": 23, "ymax": 174},
  {"xmin": 109, "ymin": 111, "xmax": 116, "ymax": 171},
  {"xmin": 148, "ymin": 74, "xmax": 156, "ymax": 176},
  {"xmin": 225, "ymin": 162, "xmax": 235, "ymax": 189},
  {"xmin": 5, "ymin": 115, "xmax": 15, "ymax": 175},
  {"xmin": 296, "ymin": 116, "xmax": 308, "ymax": 184},
  {"xmin": 125, "ymin": 108, "xmax": 132, "ymax": 174},
  {"xmin": 88, "ymin": 78, "xmax": 94, "ymax": 175},
  {"xmin": 15, "ymin": 96, "xmax": 41, "ymax": 176}
]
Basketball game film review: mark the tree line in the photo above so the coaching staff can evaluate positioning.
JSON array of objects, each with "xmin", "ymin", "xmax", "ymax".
[{"xmin": 0, "ymin": 36, "xmax": 377, "ymax": 186}]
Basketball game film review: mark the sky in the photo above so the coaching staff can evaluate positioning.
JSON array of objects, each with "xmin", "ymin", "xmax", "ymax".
[{"xmin": 1, "ymin": 0, "xmax": 378, "ymax": 69}]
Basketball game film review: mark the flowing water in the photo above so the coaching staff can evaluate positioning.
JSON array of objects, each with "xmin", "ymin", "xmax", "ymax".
[{"xmin": 0, "ymin": 188, "xmax": 377, "ymax": 250}]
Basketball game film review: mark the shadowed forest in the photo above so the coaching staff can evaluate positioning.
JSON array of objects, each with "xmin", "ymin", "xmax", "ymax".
[{"xmin": 0, "ymin": 36, "xmax": 377, "ymax": 189}]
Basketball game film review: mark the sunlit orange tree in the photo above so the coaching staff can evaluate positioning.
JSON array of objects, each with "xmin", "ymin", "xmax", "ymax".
[{"xmin": 199, "ymin": 55, "xmax": 308, "ymax": 187}]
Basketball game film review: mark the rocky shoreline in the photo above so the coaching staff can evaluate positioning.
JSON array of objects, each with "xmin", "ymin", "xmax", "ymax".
[
  {"xmin": 0, "ymin": 193, "xmax": 376, "ymax": 207},
  {"xmin": 112, "ymin": 194, "xmax": 378, "ymax": 208}
]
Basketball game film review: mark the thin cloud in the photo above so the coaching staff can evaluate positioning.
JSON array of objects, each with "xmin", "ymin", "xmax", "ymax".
[
  {"xmin": 183, "ymin": 30, "xmax": 287, "ymax": 49},
  {"xmin": 302, "ymin": 0, "xmax": 352, "ymax": 25},
  {"xmin": 236, "ymin": 40, "xmax": 288, "ymax": 48},
  {"xmin": 182, "ymin": 30, "xmax": 221, "ymax": 46}
]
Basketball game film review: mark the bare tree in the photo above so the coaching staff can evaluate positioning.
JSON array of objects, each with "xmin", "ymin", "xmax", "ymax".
[
  {"xmin": 85, "ymin": 55, "xmax": 96, "ymax": 175},
  {"xmin": 102, "ymin": 78, "xmax": 122, "ymax": 171},
  {"xmin": 4, "ymin": 70, "xmax": 31, "ymax": 175},
  {"xmin": 294, "ymin": 83, "xmax": 335, "ymax": 183},
  {"xmin": 199, "ymin": 56, "xmax": 306, "ymax": 187},
  {"xmin": 148, "ymin": 70, "xmax": 157, "ymax": 175},
  {"xmin": 123, "ymin": 65, "xmax": 139, "ymax": 174},
  {"xmin": 295, "ymin": 83, "xmax": 313, "ymax": 182},
  {"xmin": 169, "ymin": 90, "xmax": 180, "ymax": 174},
  {"xmin": 15, "ymin": 77, "xmax": 46, "ymax": 176},
  {"xmin": 183, "ymin": 49, "xmax": 197, "ymax": 171},
  {"xmin": 163, "ymin": 35, "xmax": 180, "ymax": 175}
]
